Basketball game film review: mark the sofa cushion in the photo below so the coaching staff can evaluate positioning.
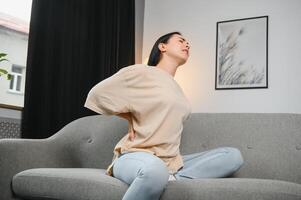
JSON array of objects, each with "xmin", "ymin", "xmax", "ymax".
[
  {"xmin": 12, "ymin": 168, "xmax": 301, "ymax": 200},
  {"xmin": 12, "ymin": 168, "xmax": 127, "ymax": 200}
]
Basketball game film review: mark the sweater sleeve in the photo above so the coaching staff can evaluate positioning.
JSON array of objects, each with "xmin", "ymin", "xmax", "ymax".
[{"xmin": 84, "ymin": 68, "xmax": 130, "ymax": 115}]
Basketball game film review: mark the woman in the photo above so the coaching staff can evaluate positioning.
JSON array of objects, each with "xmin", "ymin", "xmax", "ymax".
[{"xmin": 84, "ymin": 31, "xmax": 244, "ymax": 200}]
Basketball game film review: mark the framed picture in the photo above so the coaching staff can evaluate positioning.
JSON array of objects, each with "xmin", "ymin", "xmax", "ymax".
[{"xmin": 215, "ymin": 16, "xmax": 268, "ymax": 90}]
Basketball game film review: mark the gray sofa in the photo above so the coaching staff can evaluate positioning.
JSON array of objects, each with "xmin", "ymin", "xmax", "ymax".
[{"xmin": 1, "ymin": 113, "xmax": 301, "ymax": 200}]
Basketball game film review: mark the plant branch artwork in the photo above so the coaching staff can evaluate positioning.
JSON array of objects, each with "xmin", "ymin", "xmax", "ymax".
[{"xmin": 215, "ymin": 16, "xmax": 268, "ymax": 90}]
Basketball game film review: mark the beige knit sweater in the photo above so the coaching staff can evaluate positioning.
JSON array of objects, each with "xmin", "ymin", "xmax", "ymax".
[{"xmin": 84, "ymin": 64, "xmax": 191, "ymax": 176}]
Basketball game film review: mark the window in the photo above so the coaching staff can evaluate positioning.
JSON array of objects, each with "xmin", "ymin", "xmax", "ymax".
[
  {"xmin": 8, "ymin": 64, "xmax": 24, "ymax": 93},
  {"xmin": 0, "ymin": 0, "xmax": 32, "ymax": 108}
]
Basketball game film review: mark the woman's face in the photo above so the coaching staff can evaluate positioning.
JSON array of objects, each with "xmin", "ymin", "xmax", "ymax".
[{"xmin": 159, "ymin": 34, "xmax": 190, "ymax": 65}]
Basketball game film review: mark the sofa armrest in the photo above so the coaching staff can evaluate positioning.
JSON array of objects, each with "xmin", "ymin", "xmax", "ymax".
[{"xmin": 0, "ymin": 137, "xmax": 70, "ymax": 200}]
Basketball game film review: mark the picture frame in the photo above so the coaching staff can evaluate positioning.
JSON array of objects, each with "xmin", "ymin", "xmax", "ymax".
[{"xmin": 215, "ymin": 16, "xmax": 268, "ymax": 90}]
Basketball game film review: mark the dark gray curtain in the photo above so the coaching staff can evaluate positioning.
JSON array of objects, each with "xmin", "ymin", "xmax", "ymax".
[{"xmin": 21, "ymin": 0, "xmax": 135, "ymax": 138}]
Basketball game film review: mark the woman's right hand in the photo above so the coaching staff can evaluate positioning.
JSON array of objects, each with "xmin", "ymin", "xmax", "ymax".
[{"xmin": 116, "ymin": 112, "xmax": 136, "ymax": 141}]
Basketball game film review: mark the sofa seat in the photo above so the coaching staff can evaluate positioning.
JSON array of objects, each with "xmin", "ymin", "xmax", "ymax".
[{"xmin": 12, "ymin": 168, "xmax": 301, "ymax": 200}]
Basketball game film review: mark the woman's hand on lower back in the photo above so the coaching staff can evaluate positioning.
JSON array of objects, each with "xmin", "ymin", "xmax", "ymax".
[
  {"xmin": 128, "ymin": 123, "xmax": 136, "ymax": 141},
  {"xmin": 116, "ymin": 112, "xmax": 136, "ymax": 141}
]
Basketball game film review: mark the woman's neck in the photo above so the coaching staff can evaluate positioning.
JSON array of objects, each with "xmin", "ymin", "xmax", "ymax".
[{"xmin": 155, "ymin": 59, "xmax": 179, "ymax": 78}]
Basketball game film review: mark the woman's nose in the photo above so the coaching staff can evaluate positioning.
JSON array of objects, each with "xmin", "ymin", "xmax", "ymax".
[{"xmin": 186, "ymin": 43, "xmax": 190, "ymax": 49}]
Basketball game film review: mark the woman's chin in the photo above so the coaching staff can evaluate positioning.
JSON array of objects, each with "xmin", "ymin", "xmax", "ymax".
[
  {"xmin": 178, "ymin": 62, "xmax": 185, "ymax": 67},
  {"xmin": 179, "ymin": 58, "xmax": 188, "ymax": 66}
]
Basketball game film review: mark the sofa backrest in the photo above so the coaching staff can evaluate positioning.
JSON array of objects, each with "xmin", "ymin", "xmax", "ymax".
[
  {"xmin": 51, "ymin": 115, "xmax": 129, "ymax": 169},
  {"xmin": 180, "ymin": 113, "xmax": 301, "ymax": 184},
  {"xmin": 52, "ymin": 113, "xmax": 301, "ymax": 185}
]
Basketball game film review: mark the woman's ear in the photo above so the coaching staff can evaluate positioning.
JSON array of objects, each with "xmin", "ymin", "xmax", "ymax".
[{"xmin": 158, "ymin": 43, "xmax": 166, "ymax": 52}]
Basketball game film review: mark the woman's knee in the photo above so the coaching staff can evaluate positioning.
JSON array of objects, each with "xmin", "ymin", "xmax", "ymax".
[
  {"xmin": 137, "ymin": 158, "xmax": 169, "ymax": 190},
  {"xmin": 224, "ymin": 147, "xmax": 244, "ymax": 170}
]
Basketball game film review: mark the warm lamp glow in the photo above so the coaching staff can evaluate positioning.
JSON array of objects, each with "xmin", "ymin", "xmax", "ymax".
[{"xmin": 143, "ymin": 57, "xmax": 149, "ymax": 65}]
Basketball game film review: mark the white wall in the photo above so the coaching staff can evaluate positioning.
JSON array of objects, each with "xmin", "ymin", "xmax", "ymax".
[
  {"xmin": 142, "ymin": 0, "xmax": 301, "ymax": 113},
  {"xmin": 135, "ymin": 0, "xmax": 145, "ymax": 64}
]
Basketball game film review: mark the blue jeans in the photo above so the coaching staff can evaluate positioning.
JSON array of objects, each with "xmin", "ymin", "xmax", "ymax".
[{"xmin": 112, "ymin": 147, "xmax": 244, "ymax": 200}]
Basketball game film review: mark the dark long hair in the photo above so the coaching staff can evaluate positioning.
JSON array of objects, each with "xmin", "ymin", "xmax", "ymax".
[{"xmin": 147, "ymin": 31, "xmax": 182, "ymax": 66}]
